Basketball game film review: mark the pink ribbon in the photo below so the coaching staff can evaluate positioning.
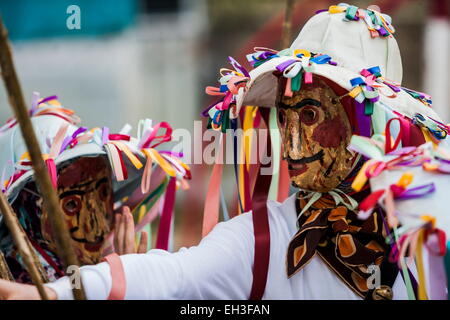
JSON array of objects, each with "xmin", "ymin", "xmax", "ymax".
[
  {"xmin": 202, "ymin": 137, "xmax": 224, "ymax": 237},
  {"xmin": 141, "ymin": 122, "xmax": 173, "ymax": 149},
  {"xmin": 45, "ymin": 158, "xmax": 58, "ymax": 189}
]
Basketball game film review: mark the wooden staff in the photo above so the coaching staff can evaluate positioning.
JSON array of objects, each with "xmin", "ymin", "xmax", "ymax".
[
  {"xmin": 281, "ymin": 0, "xmax": 296, "ymax": 48},
  {"xmin": 0, "ymin": 17, "xmax": 86, "ymax": 300},
  {"xmin": 0, "ymin": 192, "xmax": 49, "ymax": 299},
  {"xmin": 0, "ymin": 251, "xmax": 14, "ymax": 281}
]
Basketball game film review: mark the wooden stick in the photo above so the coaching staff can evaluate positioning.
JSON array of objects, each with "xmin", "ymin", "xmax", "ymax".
[
  {"xmin": 0, "ymin": 16, "xmax": 86, "ymax": 300},
  {"xmin": 281, "ymin": 0, "xmax": 296, "ymax": 48},
  {"xmin": 0, "ymin": 212, "xmax": 49, "ymax": 284},
  {"xmin": 0, "ymin": 251, "xmax": 14, "ymax": 281},
  {"xmin": 0, "ymin": 192, "xmax": 49, "ymax": 299}
]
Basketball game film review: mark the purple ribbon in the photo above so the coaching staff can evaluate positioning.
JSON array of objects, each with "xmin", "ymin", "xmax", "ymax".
[
  {"xmin": 59, "ymin": 126, "xmax": 88, "ymax": 153},
  {"xmin": 257, "ymin": 51, "xmax": 275, "ymax": 60},
  {"xmin": 436, "ymin": 162, "xmax": 450, "ymax": 173},
  {"xmin": 275, "ymin": 59, "xmax": 297, "ymax": 73},
  {"xmin": 315, "ymin": 9, "xmax": 328, "ymax": 14},
  {"xmin": 396, "ymin": 183, "xmax": 435, "ymax": 200},
  {"xmin": 39, "ymin": 95, "xmax": 58, "ymax": 105},
  {"xmin": 385, "ymin": 82, "xmax": 401, "ymax": 93},
  {"xmin": 159, "ymin": 151, "xmax": 184, "ymax": 158},
  {"xmin": 102, "ymin": 127, "xmax": 110, "ymax": 145},
  {"xmin": 355, "ymin": 101, "xmax": 371, "ymax": 137},
  {"xmin": 201, "ymin": 101, "xmax": 220, "ymax": 118},
  {"xmin": 365, "ymin": 85, "xmax": 380, "ymax": 103},
  {"xmin": 437, "ymin": 158, "xmax": 450, "ymax": 165},
  {"xmin": 228, "ymin": 56, "xmax": 250, "ymax": 78},
  {"xmin": 379, "ymin": 27, "xmax": 388, "ymax": 37},
  {"xmin": 386, "ymin": 146, "xmax": 417, "ymax": 156}
]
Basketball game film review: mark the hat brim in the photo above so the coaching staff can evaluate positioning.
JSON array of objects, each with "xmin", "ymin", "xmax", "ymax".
[
  {"xmin": 5, "ymin": 142, "xmax": 161, "ymax": 211},
  {"xmin": 234, "ymin": 56, "xmax": 441, "ymax": 122}
]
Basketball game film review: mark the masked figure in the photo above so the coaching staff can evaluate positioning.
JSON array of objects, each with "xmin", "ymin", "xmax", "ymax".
[{"xmin": 0, "ymin": 97, "xmax": 187, "ymax": 283}]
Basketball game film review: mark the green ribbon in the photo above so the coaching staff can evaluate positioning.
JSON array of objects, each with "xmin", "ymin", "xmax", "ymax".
[
  {"xmin": 221, "ymin": 109, "xmax": 231, "ymax": 133},
  {"xmin": 291, "ymin": 71, "xmax": 302, "ymax": 92},
  {"xmin": 365, "ymin": 100, "xmax": 374, "ymax": 116},
  {"xmin": 345, "ymin": 5, "xmax": 358, "ymax": 20},
  {"xmin": 135, "ymin": 177, "xmax": 169, "ymax": 223}
]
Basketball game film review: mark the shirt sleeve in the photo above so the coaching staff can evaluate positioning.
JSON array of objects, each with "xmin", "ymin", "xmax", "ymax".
[{"xmin": 45, "ymin": 212, "xmax": 255, "ymax": 300}]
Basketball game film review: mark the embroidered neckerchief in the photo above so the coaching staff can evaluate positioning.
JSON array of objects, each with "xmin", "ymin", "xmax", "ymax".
[{"xmin": 286, "ymin": 188, "xmax": 390, "ymax": 298}]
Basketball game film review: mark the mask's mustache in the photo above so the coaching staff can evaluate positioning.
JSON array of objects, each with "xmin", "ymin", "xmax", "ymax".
[{"xmin": 285, "ymin": 150, "xmax": 324, "ymax": 165}]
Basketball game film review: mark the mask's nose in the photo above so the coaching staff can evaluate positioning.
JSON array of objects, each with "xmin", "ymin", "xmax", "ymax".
[
  {"xmin": 282, "ymin": 110, "xmax": 302, "ymax": 160},
  {"xmin": 79, "ymin": 193, "xmax": 108, "ymax": 242}
]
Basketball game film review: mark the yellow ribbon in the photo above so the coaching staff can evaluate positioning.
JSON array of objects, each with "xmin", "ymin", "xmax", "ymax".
[
  {"xmin": 243, "ymin": 106, "xmax": 256, "ymax": 170},
  {"xmin": 109, "ymin": 141, "xmax": 143, "ymax": 170},
  {"xmin": 328, "ymin": 5, "xmax": 346, "ymax": 14},
  {"xmin": 293, "ymin": 49, "xmax": 311, "ymax": 58},
  {"xmin": 415, "ymin": 229, "xmax": 428, "ymax": 300},
  {"xmin": 349, "ymin": 86, "xmax": 363, "ymax": 98},
  {"xmin": 351, "ymin": 159, "xmax": 373, "ymax": 192},
  {"xmin": 142, "ymin": 148, "xmax": 176, "ymax": 177},
  {"xmin": 397, "ymin": 172, "xmax": 413, "ymax": 188}
]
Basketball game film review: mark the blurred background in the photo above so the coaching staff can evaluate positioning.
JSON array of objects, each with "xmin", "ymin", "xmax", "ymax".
[{"xmin": 0, "ymin": 0, "xmax": 448, "ymax": 249}]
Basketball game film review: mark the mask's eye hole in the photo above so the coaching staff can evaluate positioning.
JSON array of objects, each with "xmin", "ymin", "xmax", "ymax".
[
  {"xmin": 300, "ymin": 106, "xmax": 319, "ymax": 125},
  {"xmin": 61, "ymin": 196, "xmax": 82, "ymax": 216},
  {"xmin": 278, "ymin": 109, "xmax": 286, "ymax": 126},
  {"xmin": 98, "ymin": 183, "xmax": 110, "ymax": 202}
]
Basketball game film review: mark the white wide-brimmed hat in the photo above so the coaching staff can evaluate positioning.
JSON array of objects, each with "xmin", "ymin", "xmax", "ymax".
[
  {"xmin": 0, "ymin": 94, "xmax": 189, "ymax": 208},
  {"xmin": 205, "ymin": 3, "xmax": 443, "ymax": 138}
]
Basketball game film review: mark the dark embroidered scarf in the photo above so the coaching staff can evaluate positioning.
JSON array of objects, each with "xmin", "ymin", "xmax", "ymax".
[{"xmin": 286, "ymin": 189, "xmax": 391, "ymax": 298}]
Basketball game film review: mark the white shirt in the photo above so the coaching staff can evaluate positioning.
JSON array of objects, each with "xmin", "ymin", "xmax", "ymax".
[{"xmin": 46, "ymin": 193, "xmax": 409, "ymax": 300}]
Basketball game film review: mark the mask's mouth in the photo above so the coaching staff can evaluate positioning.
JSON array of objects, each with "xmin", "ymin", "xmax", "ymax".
[
  {"xmin": 83, "ymin": 241, "xmax": 104, "ymax": 253},
  {"xmin": 69, "ymin": 228, "xmax": 105, "ymax": 252},
  {"xmin": 286, "ymin": 150, "xmax": 324, "ymax": 176}
]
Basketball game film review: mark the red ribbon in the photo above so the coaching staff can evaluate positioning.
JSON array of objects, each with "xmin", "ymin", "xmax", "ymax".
[
  {"xmin": 155, "ymin": 177, "xmax": 177, "ymax": 250},
  {"xmin": 249, "ymin": 109, "xmax": 271, "ymax": 300},
  {"xmin": 359, "ymin": 189, "xmax": 385, "ymax": 212},
  {"xmin": 117, "ymin": 148, "xmax": 128, "ymax": 181},
  {"xmin": 385, "ymin": 117, "xmax": 402, "ymax": 154},
  {"xmin": 108, "ymin": 134, "xmax": 131, "ymax": 141}
]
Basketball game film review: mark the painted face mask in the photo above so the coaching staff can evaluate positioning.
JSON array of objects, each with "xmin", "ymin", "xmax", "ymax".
[
  {"xmin": 277, "ymin": 76, "xmax": 354, "ymax": 192},
  {"xmin": 41, "ymin": 156, "xmax": 114, "ymax": 265}
]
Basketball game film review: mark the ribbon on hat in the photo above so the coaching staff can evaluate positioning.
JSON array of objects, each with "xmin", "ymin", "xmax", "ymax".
[
  {"xmin": 59, "ymin": 126, "xmax": 88, "ymax": 151},
  {"xmin": 358, "ymin": 172, "xmax": 435, "ymax": 228},
  {"xmin": 0, "ymin": 93, "xmax": 78, "ymax": 134},
  {"xmin": 109, "ymin": 141, "xmax": 143, "ymax": 171},
  {"xmin": 402, "ymin": 87, "xmax": 432, "ymax": 107},
  {"xmin": 328, "ymin": 4, "xmax": 395, "ymax": 38},
  {"xmin": 389, "ymin": 217, "xmax": 446, "ymax": 300},
  {"xmin": 349, "ymin": 128, "xmax": 435, "ymax": 193},
  {"xmin": 349, "ymin": 74, "xmax": 380, "ymax": 116},
  {"xmin": 412, "ymin": 113, "xmax": 448, "ymax": 141},
  {"xmin": 140, "ymin": 121, "xmax": 173, "ymax": 149},
  {"xmin": 44, "ymin": 123, "xmax": 70, "ymax": 188},
  {"xmin": 203, "ymin": 57, "xmax": 250, "ymax": 128}
]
